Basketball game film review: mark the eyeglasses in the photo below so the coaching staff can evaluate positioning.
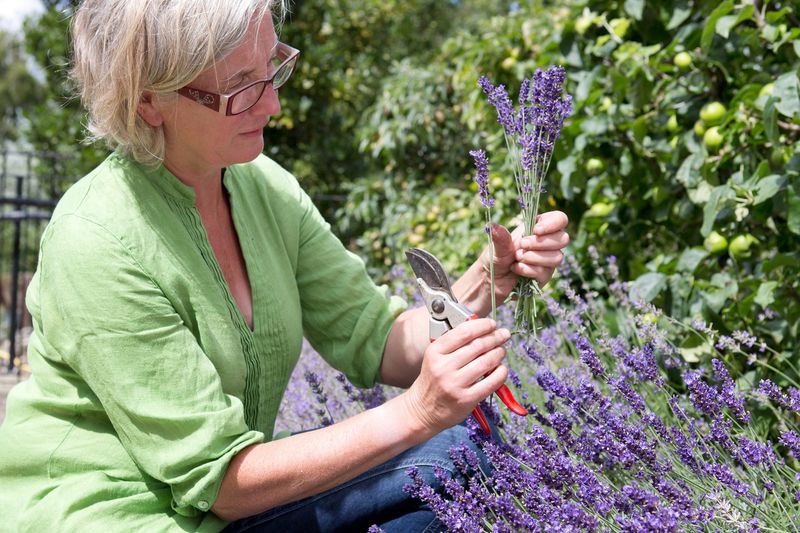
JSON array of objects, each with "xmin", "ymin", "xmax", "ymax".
[{"xmin": 176, "ymin": 42, "xmax": 300, "ymax": 116}]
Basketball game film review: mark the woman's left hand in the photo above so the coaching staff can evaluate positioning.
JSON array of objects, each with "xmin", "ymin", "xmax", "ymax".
[{"xmin": 481, "ymin": 211, "xmax": 570, "ymax": 301}]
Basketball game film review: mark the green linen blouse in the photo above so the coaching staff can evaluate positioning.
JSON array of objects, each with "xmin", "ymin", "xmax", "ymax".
[{"xmin": 0, "ymin": 152, "xmax": 406, "ymax": 531}]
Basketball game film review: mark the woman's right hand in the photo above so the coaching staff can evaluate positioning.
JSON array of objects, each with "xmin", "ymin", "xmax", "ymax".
[{"xmin": 400, "ymin": 318, "xmax": 511, "ymax": 434}]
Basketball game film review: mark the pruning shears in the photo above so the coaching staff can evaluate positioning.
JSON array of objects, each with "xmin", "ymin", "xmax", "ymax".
[{"xmin": 405, "ymin": 247, "xmax": 528, "ymax": 434}]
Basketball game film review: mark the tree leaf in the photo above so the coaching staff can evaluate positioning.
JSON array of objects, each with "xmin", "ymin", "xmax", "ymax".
[
  {"xmin": 631, "ymin": 272, "xmax": 667, "ymax": 302},
  {"xmin": 557, "ymin": 155, "xmax": 577, "ymax": 200},
  {"xmin": 701, "ymin": 185, "xmax": 735, "ymax": 236},
  {"xmin": 667, "ymin": 3, "xmax": 692, "ymax": 30},
  {"xmin": 702, "ymin": 273, "xmax": 739, "ymax": 313},
  {"xmin": 753, "ymin": 174, "xmax": 786, "ymax": 205},
  {"xmin": 774, "ymin": 71, "xmax": 800, "ymax": 118},
  {"xmin": 624, "ymin": 0, "xmax": 645, "ymax": 21},
  {"xmin": 715, "ymin": 5, "xmax": 754, "ymax": 38},
  {"xmin": 678, "ymin": 335, "xmax": 714, "ymax": 364},
  {"xmin": 788, "ymin": 184, "xmax": 800, "ymax": 235},
  {"xmin": 702, "ymin": 0, "xmax": 735, "ymax": 51},
  {"xmin": 764, "ymin": 96, "xmax": 778, "ymax": 142},
  {"xmin": 677, "ymin": 247, "xmax": 708, "ymax": 273},
  {"xmin": 676, "ymin": 152, "xmax": 703, "ymax": 188},
  {"xmin": 755, "ymin": 281, "xmax": 778, "ymax": 308}
]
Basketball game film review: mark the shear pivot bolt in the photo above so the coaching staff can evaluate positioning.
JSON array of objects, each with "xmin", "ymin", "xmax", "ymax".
[{"xmin": 432, "ymin": 299, "xmax": 445, "ymax": 314}]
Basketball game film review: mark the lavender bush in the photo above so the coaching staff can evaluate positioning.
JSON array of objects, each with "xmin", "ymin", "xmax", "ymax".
[
  {"xmin": 402, "ymin": 251, "xmax": 800, "ymax": 532},
  {"xmin": 277, "ymin": 254, "xmax": 800, "ymax": 531},
  {"xmin": 471, "ymin": 67, "xmax": 572, "ymax": 333}
]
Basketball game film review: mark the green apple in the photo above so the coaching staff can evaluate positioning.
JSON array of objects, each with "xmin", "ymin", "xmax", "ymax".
[
  {"xmin": 673, "ymin": 52, "xmax": 692, "ymax": 69},
  {"xmin": 585, "ymin": 158, "xmax": 605, "ymax": 175},
  {"xmin": 666, "ymin": 114, "xmax": 679, "ymax": 132},
  {"xmin": 700, "ymin": 102, "xmax": 727, "ymax": 125},
  {"xmin": 703, "ymin": 126, "xmax": 724, "ymax": 150},
  {"xmin": 728, "ymin": 233, "xmax": 758, "ymax": 259},
  {"xmin": 703, "ymin": 231, "xmax": 728, "ymax": 254},
  {"xmin": 694, "ymin": 120, "xmax": 706, "ymax": 136},
  {"xmin": 587, "ymin": 202, "xmax": 614, "ymax": 217},
  {"xmin": 759, "ymin": 83, "xmax": 775, "ymax": 98}
]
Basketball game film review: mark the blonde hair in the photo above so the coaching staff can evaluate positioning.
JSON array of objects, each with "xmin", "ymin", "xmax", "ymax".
[{"xmin": 70, "ymin": 0, "xmax": 286, "ymax": 166}]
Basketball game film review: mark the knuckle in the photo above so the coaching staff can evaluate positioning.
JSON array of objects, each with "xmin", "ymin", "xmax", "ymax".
[{"xmin": 477, "ymin": 354, "xmax": 494, "ymax": 376}]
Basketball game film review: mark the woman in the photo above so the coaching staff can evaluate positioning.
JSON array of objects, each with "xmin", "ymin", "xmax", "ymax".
[{"xmin": 0, "ymin": 0, "xmax": 569, "ymax": 531}]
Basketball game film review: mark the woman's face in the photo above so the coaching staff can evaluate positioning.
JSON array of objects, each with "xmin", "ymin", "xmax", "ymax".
[{"xmin": 157, "ymin": 14, "xmax": 281, "ymax": 180}]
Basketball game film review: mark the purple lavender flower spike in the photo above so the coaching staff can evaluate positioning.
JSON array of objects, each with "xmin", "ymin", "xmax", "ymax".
[
  {"xmin": 469, "ymin": 149, "xmax": 495, "ymax": 208},
  {"xmin": 683, "ymin": 369, "xmax": 721, "ymax": 419},
  {"xmin": 477, "ymin": 76, "xmax": 517, "ymax": 136},
  {"xmin": 779, "ymin": 430, "xmax": 800, "ymax": 459},
  {"xmin": 711, "ymin": 359, "xmax": 750, "ymax": 423},
  {"xmin": 575, "ymin": 335, "xmax": 605, "ymax": 377},
  {"xmin": 755, "ymin": 378, "xmax": 800, "ymax": 413},
  {"xmin": 518, "ymin": 77, "xmax": 531, "ymax": 105}
]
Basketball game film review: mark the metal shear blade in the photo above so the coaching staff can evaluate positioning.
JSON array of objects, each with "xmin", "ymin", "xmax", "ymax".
[{"xmin": 404, "ymin": 248, "xmax": 455, "ymax": 300}]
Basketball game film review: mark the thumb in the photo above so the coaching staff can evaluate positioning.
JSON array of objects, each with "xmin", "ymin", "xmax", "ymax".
[{"xmin": 488, "ymin": 223, "xmax": 516, "ymax": 264}]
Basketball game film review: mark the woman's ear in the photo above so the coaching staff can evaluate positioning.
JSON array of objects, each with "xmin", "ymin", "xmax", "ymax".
[{"xmin": 137, "ymin": 92, "xmax": 164, "ymax": 127}]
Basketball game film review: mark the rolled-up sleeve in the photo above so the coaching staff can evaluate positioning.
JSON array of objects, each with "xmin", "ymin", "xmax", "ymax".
[
  {"xmin": 292, "ymin": 183, "xmax": 407, "ymax": 388},
  {"xmin": 36, "ymin": 214, "xmax": 264, "ymax": 516}
]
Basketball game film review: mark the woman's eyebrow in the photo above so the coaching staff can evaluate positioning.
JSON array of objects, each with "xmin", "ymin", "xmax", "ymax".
[{"xmin": 222, "ymin": 37, "xmax": 280, "ymax": 87}]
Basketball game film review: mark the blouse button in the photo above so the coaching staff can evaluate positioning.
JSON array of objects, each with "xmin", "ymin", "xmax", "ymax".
[{"xmin": 198, "ymin": 500, "xmax": 209, "ymax": 510}]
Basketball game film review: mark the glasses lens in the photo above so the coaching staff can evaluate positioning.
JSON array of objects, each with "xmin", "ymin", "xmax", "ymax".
[
  {"xmin": 230, "ymin": 81, "xmax": 267, "ymax": 115},
  {"xmin": 272, "ymin": 62, "xmax": 295, "ymax": 90},
  {"xmin": 227, "ymin": 44, "xmax": 298, "ymax": 115}
]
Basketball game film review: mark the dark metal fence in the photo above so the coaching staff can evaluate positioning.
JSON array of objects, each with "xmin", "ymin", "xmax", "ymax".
[{"xmin": 0, "ymin": 150, "xmax": 73, "ymax": 374}]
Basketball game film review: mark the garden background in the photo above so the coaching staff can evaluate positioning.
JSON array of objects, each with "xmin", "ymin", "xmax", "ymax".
[{"xmin": 1, "ymin": 0, "xmax": 800, "ymax": 529}]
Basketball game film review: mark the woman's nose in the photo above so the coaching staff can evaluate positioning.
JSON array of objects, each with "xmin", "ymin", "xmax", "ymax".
[{"xmin": 251, "ymin": 83, "xmax": 281, "ymax": 116}]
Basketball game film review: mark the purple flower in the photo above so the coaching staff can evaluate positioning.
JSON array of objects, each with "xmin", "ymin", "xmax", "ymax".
[
  {"xmin": 478, "ymin": 76, "xmax": 517, "ymax": 136},
  {"xmin": 608, "ymin": 375, "xmax": 646, "ymax": 413},
  {"xmin": 779, "ymin": 430, "xmax": 800, "ymax": 459},
  {"xmin": 756, "ymin": 379, "xmax": 800, "ymax": 412},
  {"xmin": 576, "ymin": 335, "xmax": 605, "ymax": 377},
  {"xmin": 622, "ymin": 342, "xmax": 662, "ymax": 384},
  {"xmin": 683, "ymin": 369, "xmax": 721, "ymax": 419},
  {"xmin": 469, "ymin": 149, "xmax": 495, "ymax": 208},
  {"xmin": 703, "ymin": 462, "xmax": 754, "ymax": 500},
  {"xmin": 711, "ymin": 359, "xmax": 750, "ymax": 423},
  {"xmin": 737, "ymin": 436, "xmax": 778, "ymax": 467},
  {"xmin": 404, "ymin": 466, "xmax": 480, "ymax": 532}
]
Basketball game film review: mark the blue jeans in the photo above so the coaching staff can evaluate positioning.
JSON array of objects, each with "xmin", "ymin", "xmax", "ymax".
[{"xmin": 222, "ymin": 423, "xmax": 492, "ymax": 533}]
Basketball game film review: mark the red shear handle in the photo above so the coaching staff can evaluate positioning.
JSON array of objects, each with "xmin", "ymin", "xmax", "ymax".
[
  {"xmin": 495, "ymin": 385, "xmax": 528, "ymax": 416},
  {"xmin": 464, "ymin": 314, "xmax": 527, "ymax": 432},
  {"xmin": 471, "ymin": 406, "xmax": 491, "ymax": 434}
]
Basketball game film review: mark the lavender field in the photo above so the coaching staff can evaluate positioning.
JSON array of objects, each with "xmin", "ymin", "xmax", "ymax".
[{"xmin": 277, "ymin": 253, "xmax": 800, "ymax": 532}]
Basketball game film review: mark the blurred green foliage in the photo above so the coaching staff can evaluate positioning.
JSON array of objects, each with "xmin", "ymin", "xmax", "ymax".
[
  {"xmin": 11, "ymin": 1, "xmax": 800, "ymax": 385},
  {"xmin": 0, "ymin": 29, "xmax": 45, "ymax": 144},
  {"xmin": 20, "ymin": 0, "xmax": 107, "ymax": 181}
]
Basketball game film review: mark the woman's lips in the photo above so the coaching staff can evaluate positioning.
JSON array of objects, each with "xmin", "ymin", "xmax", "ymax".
[{"xmin": 240, "ymin": 127, "xmax": 265, "ymax": 136}]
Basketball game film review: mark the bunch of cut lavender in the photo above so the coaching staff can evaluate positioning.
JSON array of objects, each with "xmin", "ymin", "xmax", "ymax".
[
  {"xmin": 404, "ymin": 253, "xmax": 800, "ymax": 532},
  {"xmin": 472, "ymin": 66, "xmax": 572, "ymax": 334}
]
